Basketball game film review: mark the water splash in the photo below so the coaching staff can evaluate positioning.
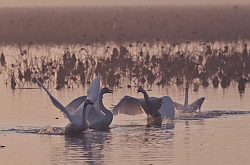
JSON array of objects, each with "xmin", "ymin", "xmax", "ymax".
[
  {"xmin": 0, "ymin": 126, "xmax": 40, "ymax": 134},
  {"xmin": 175, "ymin": 110, "xmax": 250, "ymax": 120},
  {"xmin": 38, "ymin": 125, "xmax": 65, "ymax": 135}
]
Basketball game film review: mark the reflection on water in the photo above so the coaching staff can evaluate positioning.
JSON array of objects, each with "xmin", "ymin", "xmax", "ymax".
[
  {"xmin": 50, "ymin": 131, "xmax": 110, "ymax": 164},
  {"xmin": 1, "ymin": 114, "xmax": 250, "ymax": 165},
  {"xmin": 1, "ymin": 5, "xmax": 250, "ymax": 164},
  {"xmin": 1, "ymin": 63, "xmax": 250, "ymax": 164}
]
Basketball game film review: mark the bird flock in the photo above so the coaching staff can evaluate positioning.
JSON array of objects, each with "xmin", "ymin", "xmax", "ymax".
[
  {"xmin": 1, "ymin": 40, "xmax": 249, "ymax": 134},
  {"xmin": 36, "ymin": 74, "xmax": 204, "ymax": 134}
]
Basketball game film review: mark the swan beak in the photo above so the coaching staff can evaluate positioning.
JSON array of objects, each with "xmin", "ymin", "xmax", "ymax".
[
  {"xmin": 108, "ymin": 89, "xmax": 113, "ymax": 93},
  {"xmin": 86, "ymin": 99, "xmax": 94, "ymax": 105}
]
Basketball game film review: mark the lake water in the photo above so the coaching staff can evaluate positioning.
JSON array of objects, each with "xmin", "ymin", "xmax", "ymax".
[
  {"xmin": 1, "ymin": 74, "xmax": 250, "ymax": 165},
  {"xmin": 1, "ymin": 4, "xmax": 250, "ymax": 165}
]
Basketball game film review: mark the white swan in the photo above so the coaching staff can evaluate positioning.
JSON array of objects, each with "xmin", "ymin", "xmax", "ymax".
[
  {"xmin": 64, "ymin": 99, "xmax": 93, "ymax": 134},
  {"xmin": 113, "ymin": 86, "xmax": 175, "ymax": 119},
  {"xmin": 173, "ymin": 82, "xmax": 205, "ymax": 112},
  {"xmin": 88, "ymin": 88, "xmax": 113, "ymax": 130},
  {"xmin": 35, "ymin": 75, "xmax": 100, "ymax": 134}
]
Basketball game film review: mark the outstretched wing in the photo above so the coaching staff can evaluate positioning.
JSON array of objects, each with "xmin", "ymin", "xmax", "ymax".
[
  {"xmin": 158, "ymin": 96, "xmax": 175, "ymax": 118},
  {"xmin": 189, "ymin": 97, "xmax": 205, "ymax": 112},
  {"xmin": 70, "ymin": 75, "xmax": 100, "ymax": 118},
  {"xmin": 112, "ymin": 96, "xmax": 144, "ymax": 115},
  {"xmin": 65, "ymin": 96, "xmax": 87, "ymax": 115},
  {"xmin": 87, "ymin": 74, "xmax": 100, "ymax": 103},
  {"xmin": 36, "ymin": 77, "xmax": 73, "ymax": 122},
  {"xmin": 173, "ymin": 101, "xmax": 185, "ymax": 111}
]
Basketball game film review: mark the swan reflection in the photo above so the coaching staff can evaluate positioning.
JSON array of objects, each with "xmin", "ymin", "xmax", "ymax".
[
  {"xmin": 51, "ymin": 131, "xmax": 111, "ymax": 164},
  {"xmin": 146, "ymin": 116, "xmax": 175, "ymax": 130}
]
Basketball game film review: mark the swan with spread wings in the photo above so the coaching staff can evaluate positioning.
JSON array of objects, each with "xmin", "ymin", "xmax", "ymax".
[
  {"xmin": 37, "ymin": 74, "xmax": 114, "ymax": 131},
  {"xmin": 173, "ymin": 83, "xmax": 205, "ymax": 112},
  {"xmin": 113, "ymin": 86, "xmax": 175, "ymax": 119},
  {"xmin": 36, "ymin": 75, "xmax": 100, "ymax": 134}
]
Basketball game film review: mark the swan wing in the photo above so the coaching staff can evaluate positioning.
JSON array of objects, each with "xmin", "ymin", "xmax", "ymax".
[
  {"xmin": 189, "ymin": 97, "xmax": 205, "ymax": 112},
  {"xmin": 87, "ymin": 74, "xmax": 100, "ymax": 103},
  {"xmin": 71, "ymin": 75, "xmax": 100, "ymax": 119},
  {"xmin": 173, "ymin": 101, "xmax": 185, "ymax": 111},
  {"xmin": 158, "ymin": 96, "xmax": 175, "ymax": 118},
  {"xmin": 36, "ymin": 77, "xmax": 73, "ymax": 122},
  {"xmin": 112, "ymin": 96, "xmax": 144, "ymax": 115},
  {"xmin": 87, "ymin": 98, "xmax": 104, "ymax": 121},
  {"xmin": 84, "ymin": 89, "xmax": 106, "ymax": 129},
  {"xmin": 65, "ymin": 96, "xmax": 87, "ymax": 115}
]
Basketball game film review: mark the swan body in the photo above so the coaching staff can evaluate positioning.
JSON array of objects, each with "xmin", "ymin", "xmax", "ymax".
[
  {"xmin": 173, "ymin": 83, "xmax": 205, "ymax": 112},
  {"xmin": 67, "ymin": 87, "xmax": 113, "ymax": 130},
  {"xmin": 65, "ymin": 100, "xmax": 93, "ymax": 134},
  {"xmin": 35, "ymin": 75, "xmax": 100, "ymax": 134},
  {"xmin": 88, "ymin": 88, "xmax": 113, "ymax": 130},
  {"xmin": 113, "ymin": 86, "xmax": 175, "ymax": 119}
]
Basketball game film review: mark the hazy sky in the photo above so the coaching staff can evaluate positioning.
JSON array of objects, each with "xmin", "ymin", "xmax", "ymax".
[{"xmin": 1, "ymin": 0, "xmax": 249, "ymax": 7}]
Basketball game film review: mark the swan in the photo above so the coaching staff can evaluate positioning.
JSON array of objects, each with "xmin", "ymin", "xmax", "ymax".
[
  {"xmin": 113, "ymin": 86, "xmax": 175, "ymax": 119},
  {"xmin": 88, "ymin": 88, "xmax": 113, "ymax": 130},
  {"xmin": 35, "ymin": 75, "xmax": 100, "ymax": 134},
  {"xmin": 173, "ymin": 82, "xmax": 205, "ymax": 112},
  {"xmin": 64, "ymin": 99, "xmax": 93, "ymax": 134}
]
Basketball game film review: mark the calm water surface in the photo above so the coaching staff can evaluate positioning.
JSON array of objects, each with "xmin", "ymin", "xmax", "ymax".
[{"xmin": 1, "ymin": 76, "xmax": 250, "ymax": 165}]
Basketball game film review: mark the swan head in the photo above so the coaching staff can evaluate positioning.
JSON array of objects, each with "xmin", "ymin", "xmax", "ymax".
[
  {"xmin": 84, "ymin": 99, "xmax": 94, "ymax": 106},
  {"xmin": 101, "ymin": 88, "xmax": 113, "ymax": 94},
  {"xmin": 137, "ymin": 86, "xmax": 145, "ymax": 93}
]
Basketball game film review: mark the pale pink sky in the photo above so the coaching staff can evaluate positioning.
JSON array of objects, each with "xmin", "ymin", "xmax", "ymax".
[{"xmin": 1, "ymin": 0, "xmax": 249, "ymax": 7}]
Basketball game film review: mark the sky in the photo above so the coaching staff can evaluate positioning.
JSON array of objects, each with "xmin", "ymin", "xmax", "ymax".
[{"xmin": 1, "ymin": 0, "xmax": 249, "ymax": 7}]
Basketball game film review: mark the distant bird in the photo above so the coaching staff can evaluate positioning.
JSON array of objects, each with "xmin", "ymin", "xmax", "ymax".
[
  {"xmin": 173, "ymin": 82, "xmax": 205, "ymax": 112},
  {"xmin": 113, "ymin": 86, "xmax": 175, "ymax": 119}
]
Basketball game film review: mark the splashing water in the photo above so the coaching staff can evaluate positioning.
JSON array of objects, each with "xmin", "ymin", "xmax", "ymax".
[
  {"xmin": 175, "ymin": 110, "xmax": 250, "ymax": 120},
  {"xmin": 38, "ymin": 125, "xmax": 65, "ymax": 135}
]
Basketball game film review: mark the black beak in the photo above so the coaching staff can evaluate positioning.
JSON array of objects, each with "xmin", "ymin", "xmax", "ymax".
[
  {"xmin": 86, "ymin": 99, "xmax": 94, "ymax": 105},
  {"xmin": 108, "ymin": 89, "xmax": 113, "ymax": 93}
]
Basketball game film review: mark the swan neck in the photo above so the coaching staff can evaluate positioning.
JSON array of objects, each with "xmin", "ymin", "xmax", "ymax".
[
  {"xmin": 81, "ymin": 103, "xmax": 88, "ymax": 128},
  {"xmin": 99, "ymin": 91, "xmax": 113, "ymax": 126},
  {"xmin": 142, "ymin": 90, "xmax": 150, "ymax": 103},
  {"xmin": 99, "ymin": 92, "xmax": 109, "ymax": 114}
]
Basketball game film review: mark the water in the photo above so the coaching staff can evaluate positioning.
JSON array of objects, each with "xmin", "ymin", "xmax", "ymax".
[
  {"xmin": 1, "ymin": 4, "xmax": 250, "ymax": 164},
  {"xmin": 1, "ymin": 74, "xmax": 250, "ymax": 165}
]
